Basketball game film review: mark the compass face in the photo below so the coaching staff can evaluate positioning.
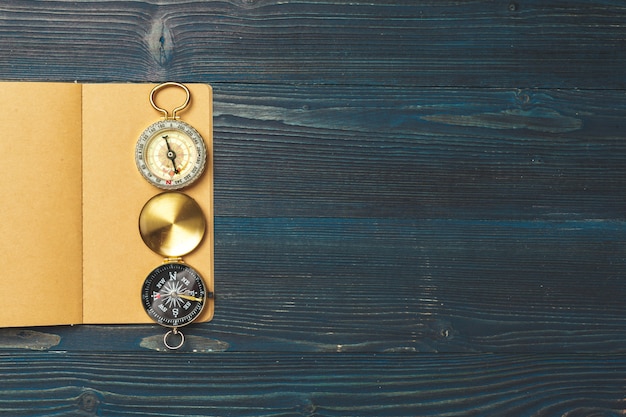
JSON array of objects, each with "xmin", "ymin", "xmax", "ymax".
[
  {"xmin": 136, "ymin": 119, "xmax": 206, "ymax": 190},
  {"xmin": 141, "ymin": 263, "xmax": 207, "ymax": 328}
]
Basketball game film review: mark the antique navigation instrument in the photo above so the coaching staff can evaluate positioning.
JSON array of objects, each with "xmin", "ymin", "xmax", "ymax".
[{"xmin": 135, "ymin": 82, "xmax": 207, "ymax": 190}]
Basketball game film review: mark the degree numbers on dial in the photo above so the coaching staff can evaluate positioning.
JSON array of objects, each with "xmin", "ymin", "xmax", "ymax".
[
  {"xmin": 141, "ymin": 263, "xmax": 206, "ymax": 328},
  {"xmin": 136, "ymin": 119, "xmax": 206, "ymax": 190}
]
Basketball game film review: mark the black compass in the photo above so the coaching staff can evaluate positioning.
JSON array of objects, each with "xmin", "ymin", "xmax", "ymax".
[{"xmin": 141, "ymin": 262, "xmax": 206, "ymax": 329}]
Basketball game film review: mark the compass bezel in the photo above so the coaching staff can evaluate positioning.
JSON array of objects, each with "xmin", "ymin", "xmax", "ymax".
[
  {"xmin": 141, "ymin": 262, "xmax": 207, "ymax": 328},
  {"xmin": 135, "ymin": 119, "xmax": 207, "ymax": 190}
]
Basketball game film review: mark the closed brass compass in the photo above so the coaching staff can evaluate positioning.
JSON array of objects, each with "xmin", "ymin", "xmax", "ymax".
[
  {"xmin": 139, "ymin": 191, "xmax": 206, "ymax": 257},
  {"xmin": 139, "ymin": 191, "xmax": 208, "ymax": 349}
]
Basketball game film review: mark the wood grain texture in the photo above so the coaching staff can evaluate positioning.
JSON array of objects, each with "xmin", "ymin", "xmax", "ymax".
[
  {"xmin": 1, "ymin": 353, "xmax": 625, "ymax": 416},
  {"xmin": 211, "ymin": 85, "xmax": 626, "ymax": 219},
  {"xmin": 0, "ymin": 1, "xmax": 625, "ymax": 87},
  {"xmin": 0, "ymin": 0, "xmax": 625, "ymax": 414},
  {"xmin": 31, "ymin": 217, "xmax": 623, "ymax": 354},
  {"xmin": 209, "ymin": 218, "xmax": 626, "ymax": 353}
]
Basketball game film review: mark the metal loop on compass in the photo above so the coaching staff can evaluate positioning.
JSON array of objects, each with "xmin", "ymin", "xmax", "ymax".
[
  {"xmin": 163, "ymin": 328, "xmax": 185, "ymax": 350},
  {"xmin": 150, "ymin": 82, "xmax": 191, "ymax": 120}
]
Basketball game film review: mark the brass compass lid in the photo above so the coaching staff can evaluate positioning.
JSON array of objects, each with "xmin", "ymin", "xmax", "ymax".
[{"xmin": 139, "ymin": 192, "xmax": 206, "ymax": 258}]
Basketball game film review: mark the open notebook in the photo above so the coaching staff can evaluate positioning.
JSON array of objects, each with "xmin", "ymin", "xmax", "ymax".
[{"xmin": 0, "ymin": 82, "xmax": 214, "ymax": 327}]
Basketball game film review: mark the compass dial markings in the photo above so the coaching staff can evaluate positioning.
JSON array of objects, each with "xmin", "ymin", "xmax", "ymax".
[
  {"xmin": 141, "ymin": 263, "xmax": 207, "ymax": 328},
  {"xmin": 135, "ymin": 119, "xmax": 206, "ymax": 190}
]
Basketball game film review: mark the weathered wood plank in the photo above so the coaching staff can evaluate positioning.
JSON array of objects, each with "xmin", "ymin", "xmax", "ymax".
[
  {"xmin": 15, "ymin": 217, "xmax": 625, "ymax": 354},
  {"xmin": 208, "ymin": 218, "xmax": 626, "ymax": 353},
  {"xmin": 0, "ymin": 1, "xmax": 624, "ymax": 87},
  {"xmin": 0, "ymin": 1, "xmax": 625, "ymax": 414},
  {"xmin": 1, "ymin": 352, "xmax": 625, "ymax": 416},
  {"xmin": 212, "ymin": 85, "xmax": 626, "ymax": 220}
]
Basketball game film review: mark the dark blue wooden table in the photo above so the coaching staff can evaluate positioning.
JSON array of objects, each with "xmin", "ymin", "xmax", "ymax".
[{"xmin": 1, "ymin": 1, "xmax": 625, "ymax": 415}]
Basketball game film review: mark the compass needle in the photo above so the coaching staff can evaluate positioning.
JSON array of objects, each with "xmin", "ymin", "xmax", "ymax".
[
  {"xmin": 163, "ymin": 135, "xmax": 180, "ymax": 175},
  {"xmin": 178, "ymin": 294, "xmax": 203, "ymax": 302}
]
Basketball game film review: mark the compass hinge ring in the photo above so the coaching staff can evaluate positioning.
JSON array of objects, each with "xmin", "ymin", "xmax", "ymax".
[{"xmin": 163, "ymin": 257, "xmax": 185, "ymax": 264}]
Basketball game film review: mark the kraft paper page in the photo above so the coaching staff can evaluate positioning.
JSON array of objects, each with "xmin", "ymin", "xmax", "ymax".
[
  {"xmin": 0, "ymin": 82, "xmax": 214, "ymax": 327},
  {"xmin": 0, "ymin": 82, "xmax": 83, "ymax": 327},
  {"xmin": 82, "ymin": 83, "xmax": 214, "ymax": 324}
]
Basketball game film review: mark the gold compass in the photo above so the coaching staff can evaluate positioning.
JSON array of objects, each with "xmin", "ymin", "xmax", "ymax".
[
  {"xmin": 139, "ymin": 191, "xmax": 206, "ymax": 257},
  {"xmin": 135, "ymin": 83, "xmax": 207, "ymax": 190}
]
